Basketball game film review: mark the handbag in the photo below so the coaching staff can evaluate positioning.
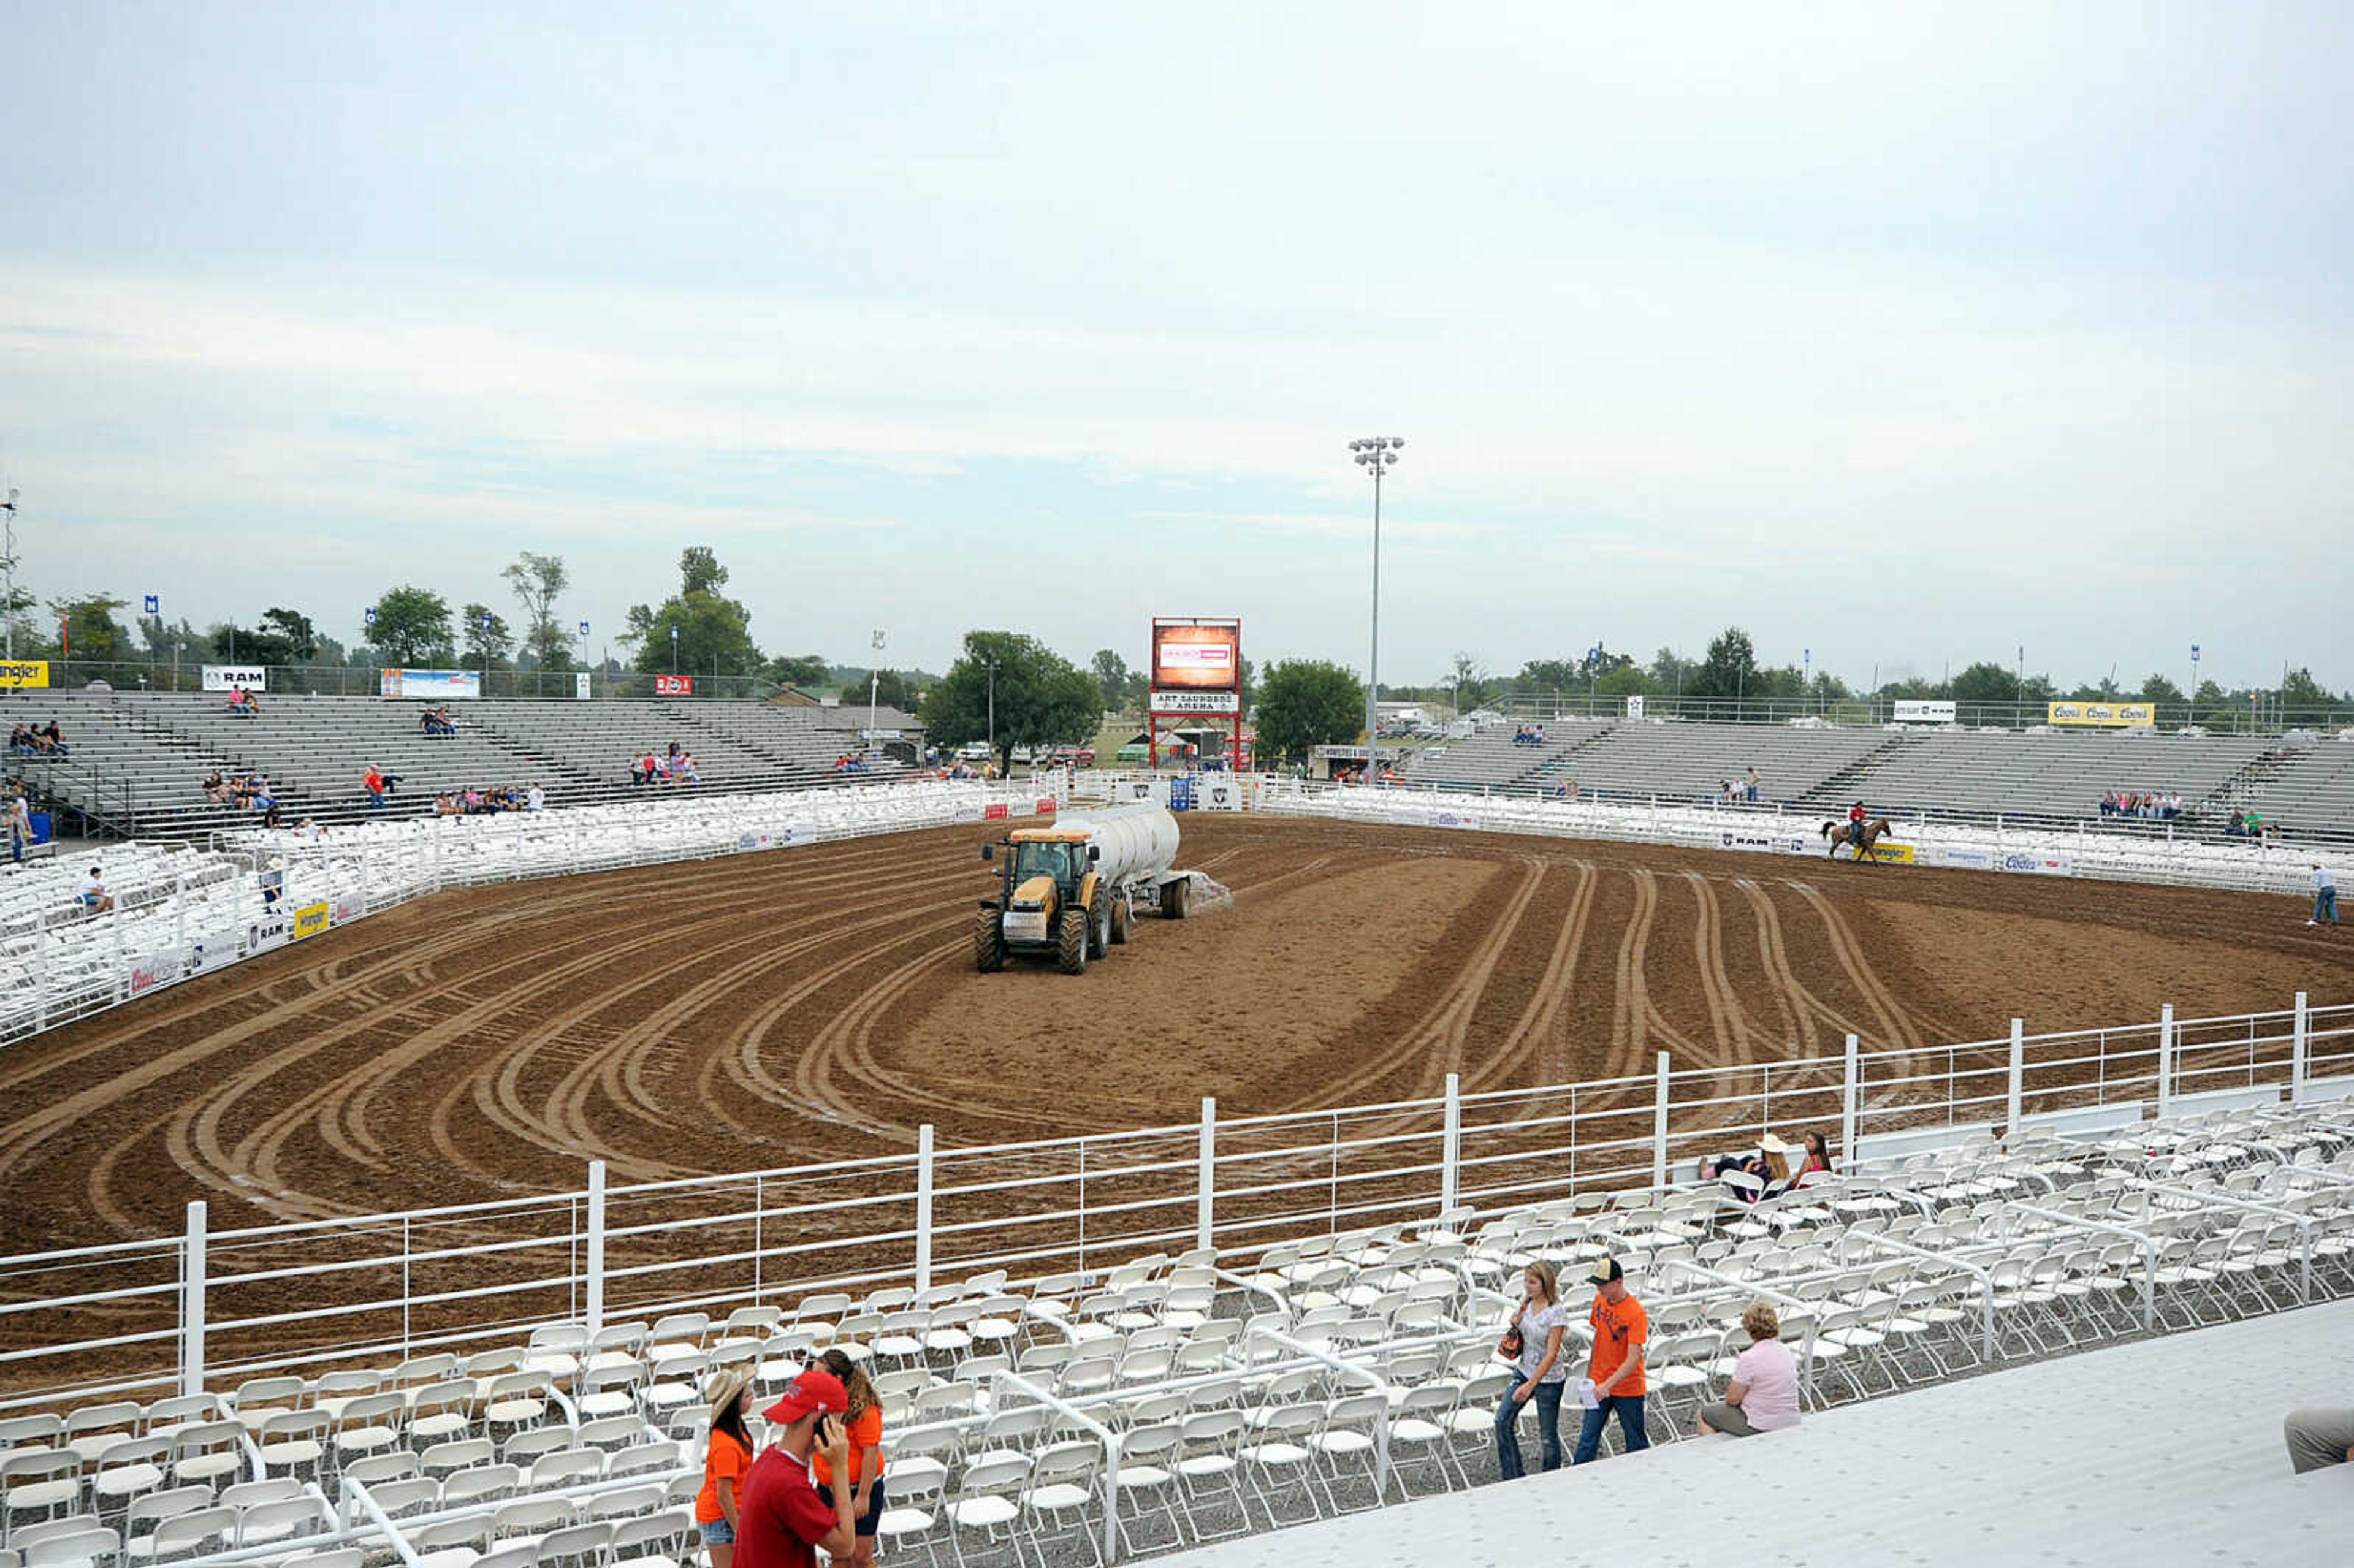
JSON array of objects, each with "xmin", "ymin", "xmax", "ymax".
[{"xmin": 1498, "ymin": 1315, "xmax": 1524, "ymax": 1361}]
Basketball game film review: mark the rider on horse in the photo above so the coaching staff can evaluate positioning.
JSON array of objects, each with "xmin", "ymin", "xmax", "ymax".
[{"xmin": 1848, "ymin": 801, "xmax": 1868, "ymax": 850}]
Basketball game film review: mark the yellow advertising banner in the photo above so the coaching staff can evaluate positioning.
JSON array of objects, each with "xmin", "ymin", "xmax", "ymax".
[
  {"xmin": 292, "ymin": 901, "xmax": 331, "ymax": 941},
  {"xmin": 0, "ymin": 660, "xmax": 51, "ymax": 690},
  {"xmin": 2047, "ymin": 701, "xmax": 2154, "ymax": 728},
  {"xmin": 1861, "ymin": 842, "xmax": 1916, "ymax": 865}
]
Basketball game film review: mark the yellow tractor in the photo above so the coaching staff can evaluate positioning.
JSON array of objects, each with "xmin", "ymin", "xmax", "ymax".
[{"xmin": 975, "ymin": 804, "xmax": 1184, "ymax": 975}]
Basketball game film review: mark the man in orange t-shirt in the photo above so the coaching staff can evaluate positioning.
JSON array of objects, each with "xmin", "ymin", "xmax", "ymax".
[{"xmin": 1574, "ymin": 1256, "xmax": 1651, "ymax": 1464}]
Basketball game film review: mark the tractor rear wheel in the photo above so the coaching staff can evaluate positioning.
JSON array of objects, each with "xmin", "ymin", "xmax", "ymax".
[
  {"xmin": 973, "ymin": 908, "xmax": 1005, "ymax": 973},
  {"xmin": 1109, "ymin": 894, "xmax": 1131, "ymax": 945},
  {"xmin": 1089, "ymin": 894, "xmax": 1111, "ymax": 958},
  {"xmin": 1057, "ymin": 905, "xmax": 1089, "ymax": 975}
]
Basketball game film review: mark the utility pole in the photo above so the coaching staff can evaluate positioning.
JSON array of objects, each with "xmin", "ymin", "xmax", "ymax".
[
  {"xmin": 0, "ymin": 485, "xmax": 16, "ymax": 661},
  {"xmin": 1349, "ymin": 436, "xmax": 1404, "ymax": 777}
]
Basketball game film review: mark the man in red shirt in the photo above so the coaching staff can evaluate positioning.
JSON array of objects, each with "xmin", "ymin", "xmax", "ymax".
[{"xmin": 733, "ymin": 1368, "xmax": 857, "ymax": 1568}]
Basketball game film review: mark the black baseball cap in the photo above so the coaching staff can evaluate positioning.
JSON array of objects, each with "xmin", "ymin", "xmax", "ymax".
[{"xmin": 1588, "ymin": 1257, "xmax": 1624, "ymax": 1285}]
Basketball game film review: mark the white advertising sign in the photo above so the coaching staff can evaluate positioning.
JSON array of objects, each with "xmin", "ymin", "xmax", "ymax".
[
  {"xmin": 1625, "ymin": 695, "xmax": 1645, "ymax": 718},
  {"xmin": 574, "ymin": 672, "xmax": 592, "ymax": 701},
  {"xmin": 1151, "ymin": 688, "xmax": 1241, "ymax": 714},
  {"xmin": 202, "ymin": 665, "xmax": 268, "ymax": 692},
  {"xmin": 379, "ymin": 668, "xmax": 484, "ymax": 701},
  {"xmin": 1892, "ymin": 699, "xmax": 1957, "ymax": 723},
  {"xmin": 1198, "ymin": 778, "xmax": 1241, "ymax": 812}
]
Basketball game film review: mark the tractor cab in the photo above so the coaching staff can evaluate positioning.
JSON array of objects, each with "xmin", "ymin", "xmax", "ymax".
[{"xmin": 982, "ymin": 828, "xmax": 1100, "ymax": 913}]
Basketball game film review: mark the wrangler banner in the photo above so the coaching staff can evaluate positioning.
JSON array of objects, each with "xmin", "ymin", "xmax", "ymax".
[{"xmin": 0, "ymin": 660, "xmax": 51, "ymax": 690}]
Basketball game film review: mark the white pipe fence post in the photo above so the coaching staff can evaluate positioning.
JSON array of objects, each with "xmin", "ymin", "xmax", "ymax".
[
  {"xmin": 1841, "ymin": 1033, "xmax": 1860, "ymax": 1162},
  {"xmin": 1196, "ymin": 1099, "xmax": 1216, "ymax": 1252},
  {"xmin": 585, "ymin": 1160, "xmax": 606, "ymax": 1334},
  {"xmin": 2157, "ymin": 1003, "xmax": 2176, "ymax": 1120},
  {"xmin": 2291, "ymin": 991, "xmax": 2310, "ymax": 1105},
  {"xmin": 1441, "ymin": 1073, "xmax": 1461, "ymax": 1219},
  {"xmin": 915, "ymin": 1124, "xmax": 936, "ymax": 1295},
  {"xmin": 180, "ymin": 1200, "xmax": 207, "ymax": 1398},
  {"xmin": 2006, "ymin": 1019, "xmax": 2025, "ymax": 1143},
  {"xmin": 1651, "ymin": 1052, "xmax": 1671, "ymax": 1192}
]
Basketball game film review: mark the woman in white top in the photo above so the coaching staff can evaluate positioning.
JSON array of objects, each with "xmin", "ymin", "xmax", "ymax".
[
  {"xmin": 1493, "ymin": 1260, "xmax": 1571, "ymax": 1477},
  {"xmin": 1697, "ymin": 1301, "xmax": 1801, "ymax": 1437}
]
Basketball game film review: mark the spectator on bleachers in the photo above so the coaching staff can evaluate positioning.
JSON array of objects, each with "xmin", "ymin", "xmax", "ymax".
[
  {"xmin": 737, "ymin": 1368, "xmax": 858, "ymax": 1568},
  {"xmin": 259, "ymin": 857, "xmax": 285, "ymax": 907},
  {"xmin": 2311, "ymin": 864, "xmax": 2339, "ymax": 927},
  {"xmin": 78, "ymin": 864, "xmax": 115, "ymax": 916},
  {"xmin": 433, "ymin": 792, "xmax": 460, "ymax": 817},
  {"xmin": 292, "ymin": 816, "xmax": 324, "ymax": 842},
  {"xmin": 227, "ymin": 686, "xmax": 255, "ymax": 716},
  {"xmin": 2283, "ymin": 1407, "xmax": 2354, "ymax": 1473},
  {"xmin": 1696, "ymin": 1302, "xmax": 1800, "ymax": 1439},
  {"xmin": 813, "ymin": 1349, "xmax": 885, "ymax": 1568},
  {"xmin": 1745, "ymin": 765, "xmax": 1762, "ymax": 804},
  {"xmin": 2098, "ymin": 790, "xmax": 2117, "ymax": 816},
  {"xmin": 1493, "ymin": 1259, "xmax": 1570, "ymax": 1479},
  {"xmin": 1574, "ymin": 1257, "xmax": 1650, "ymax": 1464},
  {"xmin": 697, "ymin": 1368, "xmax": 756, "ymax": 1568},
  {"xmin": 1798, "ymin": 1129, "xmax": 1835, "ymax": 1177},
  {"xmin": 364, "ymin": 764, "xmax": 386, "ymax": 810},
  {"xmin": 7, "ymin": 786, "xmax": 29, "ymax": 866},
  {"xmin": 37, "ymin": 717, "xmax": 67, "ymax": 755},
  {"xmin": 678, "ymin": 754, "xmax": 703, "ymax": 785},
  {"xmin": 527, "ymin": 782, "xmax": 545, "ymax": 812},
  {"xmin": 201, "ymin": 769, "xmax": 230, "ymax": 805},
  {"xmin": 6, "ymin": 722, "xmax": 29, "ymax": 755}
]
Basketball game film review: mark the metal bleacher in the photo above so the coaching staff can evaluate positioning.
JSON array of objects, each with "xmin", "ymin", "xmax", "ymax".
[
  {"xmin": 1406, "ymin": 718, "xmax": 2354, "ymax": 839},
  {"xmin": 2, "ymin": 692, "xmax": 918, "ymax": 839}
]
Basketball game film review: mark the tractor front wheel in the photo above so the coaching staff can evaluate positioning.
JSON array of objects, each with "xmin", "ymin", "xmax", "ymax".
[{"xmin": 1057, "ymin": 904, "xmax": 1089, "ymax": 975}]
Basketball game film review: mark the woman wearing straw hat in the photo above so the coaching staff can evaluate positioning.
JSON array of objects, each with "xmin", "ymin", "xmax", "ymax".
[{"xmin": 697, "ymin": 1368, "xmax": 756, "ymax": 1568}]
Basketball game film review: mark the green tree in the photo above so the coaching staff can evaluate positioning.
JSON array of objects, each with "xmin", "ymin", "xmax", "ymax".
[
  {"xmin": 921, "ymin": 631, "xmax": 1100, "ymax": 774},
  {"xmin": 864, "ymin": 669, "xmax": 918, "ymax": 712},
  {"xmin": 1593, "ymin": 665, "xmax": 1661, "ymax": 699},
  {"xmin": 1650, "ymin": 647, "xmax": 1699, "ymax": 696},
  {"xmin": 460, "ymin": 604, "xmax": 515, "ymax": 669},
  {"xmin": 47, "ymin": 594, "xmax": 132, "ymax": 663},
  {"xmin": 260, "ymin": 607, "xmax": 318, "ymax": 661},
  {"xmin": 1514, "ymin": 658, "xmax": 1580, "ymax": 693},
  {"xmin": 366, "ymin": 585, "xmax": 455, "ymax": 666},
  {"xmin": 2138, "ymin": 674, "xmax": 2187, "ymax": 714},
  {"xmin": 766, "ymin": 652, "xmax": 831, "ymax": 690},
  {"xmin": 1446, "ymin": 652, "xmax": 1490, "ymax": 714},
  {"xmin": 1091, "ymin": 649, "xmax": 1132, "ymax": 713},
  {"xmin": 2280, "ymin": 666, "xmax": 2335, "ymax": 716},
  {"xmin": 1253, "ymin": 659, "xmax": 1368, "ymax": 764},
  {"xmin": 1949, "ymin": 661, "xmax": 2021, "ymax": 706},
  {"xmin": 503, "ymin": 551, "xmax": 574, "ymax": 671},
  {"xmin": 1686, "ymin": 627, "xmax": 1759, "ymax": 702},
  {"xmin": 622, "ymin": 547, "xmax": 763, "ymax": 682}
]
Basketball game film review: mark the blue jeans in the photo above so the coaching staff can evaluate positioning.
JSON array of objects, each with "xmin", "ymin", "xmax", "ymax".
[
  {"xmin": 2317, "ymin": 888, "xmax": 2339, "ymax": 924},
  {"xmin": 1574, "ymin": 1395, "xmax": 1650, "ymax": 1464},
  {"xmin": 1493, "ymin": 1377, "xmax": 1563, "ymax": 1479}
]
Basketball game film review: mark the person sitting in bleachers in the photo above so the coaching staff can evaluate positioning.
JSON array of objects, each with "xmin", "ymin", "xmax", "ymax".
[
  {"xmin": 226, "ymin": 685, "xmax": 255, "ymax": 715},
  {"xmin": 202, "ymin": 769, "xmax": 230, "ymax": 805},
  {"xmin": 6, "ymin": 723, "xmax": 29, "ymax": 754},
  {"xmin": 2098, "ymin": 790, "xmax": 2118, "ymax": 816},
  {"xmin": 1695, "ymin": 1302, "xmax": 1800, "ymax": 1439},
  {"xmin": 433, "ymin": 791, "xmax": 460, "ymax": 816},
  {"xmin": 36, "ymin": 718, "xmax": 68, "ymax": 755},
  {"xmin": 677, "ymin": 753, "xmax": 703, "ymax": 784}
]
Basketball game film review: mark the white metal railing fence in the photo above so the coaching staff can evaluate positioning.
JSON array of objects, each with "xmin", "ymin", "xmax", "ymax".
[
  {"xmin": 0, "ymin": 774, "xmax": 1070, "ymax": 1045},
  {"xmin": 1246, "ymin": 775, "xmax": 2331, "ymax": 892},
  {"xmin": 2, "ymin": 993, "xmax": 2345, "ymax": 1413}
]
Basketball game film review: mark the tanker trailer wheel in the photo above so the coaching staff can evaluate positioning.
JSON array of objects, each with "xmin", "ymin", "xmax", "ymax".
[
  {"xmin": 1109, "ymin": 894, "xmax": 1131, "ymax": 946},
  {"xmin": 973, "ymin": 908, "xmax": 1006, "ymax": 973},
  {"xmin": 1164, "ymin": 874, "xmax": 1190, "ymax": 920},
  {"xmin": 1057, "ymin": 904, "xmax": 1090, "ymax": 975}
]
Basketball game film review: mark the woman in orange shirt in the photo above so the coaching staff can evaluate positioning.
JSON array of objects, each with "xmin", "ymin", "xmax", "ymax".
[
  {"xmin": 696, "ymin": 1369, "xmax": 755, "ymax": 1568},
  {"xmin": 813, "ymin": 1349, "xmax": 885, "ymax": 1568}
]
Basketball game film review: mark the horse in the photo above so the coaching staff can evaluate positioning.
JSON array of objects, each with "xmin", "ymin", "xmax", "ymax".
[{"xmin": 1819, "ymin": 816, "xmax": 1895, "ymax": 860}]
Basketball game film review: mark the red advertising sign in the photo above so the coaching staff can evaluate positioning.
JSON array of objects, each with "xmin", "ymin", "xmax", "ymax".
[
  {"xmin": 653, "ymin": 674, "xmax": 695, "ymax": 696},
  {"xmin": 1034, "ymin": 798, "xmax": 1057, "ymax": 815},
  {"xmin": 983, "ymin": 803, "xmax": 1010, "ymax": 821}
]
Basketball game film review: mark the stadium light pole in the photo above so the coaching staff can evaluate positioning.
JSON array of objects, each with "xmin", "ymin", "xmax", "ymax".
[
  {"xmin": 985, "ymin": 655, "xmax": 999, "ymax": 759},
  {"xmin": 869, "ymin": 629, "xmax": 886, "ymax": 753},
  {"xmin": 669, "ymin": 624, "xmax": 679, "ymax": 677},
  {"xmin": 1, "ymin": 485, "xmax": 17, "ymax": 660},
  {"xmin": 1349, "ymin": 436, "xmax": 1403, "ymax": 777}
]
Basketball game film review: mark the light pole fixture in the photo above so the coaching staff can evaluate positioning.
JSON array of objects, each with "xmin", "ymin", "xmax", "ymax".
[
  {"xmin": 1349, "ymin": 436, "xmax": 1403, "ymax": 777},
  {"xmin": 1, "ymin": 485, "xmax": 17, "ymax": 661},
  {"xmin": 985, "ymin": 654, "xmax": 999, "ymax": 761},
  {"xmin": 669, "ymin": 624, "xmax": 679, "ymax": 676},
  {"xmin": 869, "ymin": 630, "xmax": 886, "ymax": 752}
]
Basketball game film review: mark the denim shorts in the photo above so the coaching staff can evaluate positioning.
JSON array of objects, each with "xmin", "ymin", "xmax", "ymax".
[
  {"xmin": 855, "ymin": 1478, "xmax": 885, "ymax": 1537},
  {"xmin": 699, "ymin": 1514, "xmax": 734, "ymax": 1545}
]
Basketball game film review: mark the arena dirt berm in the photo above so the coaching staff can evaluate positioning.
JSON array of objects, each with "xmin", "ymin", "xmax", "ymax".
[{"xmin": 2, "ymin": 813, "xmax": 2346, "ymax": 1255}]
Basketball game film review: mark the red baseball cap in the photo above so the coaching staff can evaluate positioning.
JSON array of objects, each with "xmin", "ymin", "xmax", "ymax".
[{"xmin": 763, "ymin": 1368, "xmax": 849, "ymax": 1425}]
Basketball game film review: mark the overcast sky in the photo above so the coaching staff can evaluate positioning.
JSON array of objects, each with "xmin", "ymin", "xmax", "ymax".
[{"xmin": 4, "ymin": 1, "xmax": 2349, "ymax": 691}]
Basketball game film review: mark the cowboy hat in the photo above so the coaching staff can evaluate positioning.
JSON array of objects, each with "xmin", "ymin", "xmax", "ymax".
[{"xmin": 705, "ymin": 1366, "xmax": 755, "ymax": 1426}]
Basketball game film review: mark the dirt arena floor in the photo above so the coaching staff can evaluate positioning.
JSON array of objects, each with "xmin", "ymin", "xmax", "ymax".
[{"xmin": 4, "ymin": 812, "xmax": 2349, "ymax": 1260}]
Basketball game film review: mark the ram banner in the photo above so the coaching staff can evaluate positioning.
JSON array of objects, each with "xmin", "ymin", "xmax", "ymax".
[
  {"xmin": 202, "ymin": 665, "xmax": 268, "ymax": 692},
  {"xmin": 1892, "ymin": 699, "xmax": 1956, "ymax": 723}
]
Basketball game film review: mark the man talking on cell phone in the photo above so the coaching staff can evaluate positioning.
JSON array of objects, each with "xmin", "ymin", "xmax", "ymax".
[{"xmin": 733, "ymin": 1368, "xmax": 856, "ymax": 1568}]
